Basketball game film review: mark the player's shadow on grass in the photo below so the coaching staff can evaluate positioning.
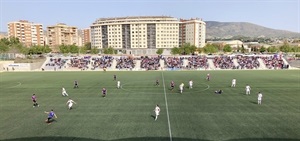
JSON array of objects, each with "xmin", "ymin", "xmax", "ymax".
[
  {"xmin": 250, "ymin": 101, "xmax": 257, "ymax": 104},
  {"xmin": 150, "ymin": 115, "xmax": 155, "ymax": 119}
]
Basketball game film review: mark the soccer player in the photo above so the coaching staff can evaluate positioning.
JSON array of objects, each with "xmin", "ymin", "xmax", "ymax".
[
  {"xmin": 206, "ymin": 73, "xmax": 210, "ymax": 81},
  {"xmin": 62, "ymin": 87, "xmax": 68, "ymax": 96},
  {"xmin": 31, "ymin": 94, "xmax": 39, "ymax": 107},
  {"xmin": 258, "ymin": 92, "xmax": 263, "ymax": 105},
  {"xmin": 170, "ymin": 81, "xmax": 175, "ymax": 91},
  {"xmin": 74, "ymin": 80, "xmax": 79, "ymax": 88},
  {"xmin": 231, "ymin": 78, "xmax": 236, "ymax": 87},
  {"xmin": 102, "ymin": 88, "xmax": 107, "ymax": 97},
  {"xmin": 113, "ymin": 75, "xmax": 117, "ymax": 81},
  {"xmin": 245, "ymin": 84, "xmax": 251, "ymax": 95},
  {"xmin": 155, "ymin": 79, "xmax": 160, "ymax": 86},
  {"xmin": 153, "ymin": 104, "xmax": 160, "ymax": 121},
  {"xmin": 189, "ymin": 80, "xmax": 193, "ymax": 89},
  {"xmin": 44, "ymin": 109, "xmax": 57, "ymax": 124},
  {"xmin": 215, "ymin": 89, "xmax": 223, "ymax": 94},
  {"xmin": 179, "ymin": 83, "xmax": 184, "ymax": 94},
  {"xmin": 66, "ymin": 98, "xmax": 77, "ymax": 110},
  {"xmin": 117, "ymin": 81, "xmax": 121, "ymax": 89}
]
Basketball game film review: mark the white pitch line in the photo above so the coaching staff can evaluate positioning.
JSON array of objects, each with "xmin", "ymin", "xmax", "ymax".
[
  {"xmin": 8, "ymin": 82, "xmax": 22, "ymax": 88},
  {"xmin": 161, "ymin": 72, "xmax": 172, "ymax": 141}
]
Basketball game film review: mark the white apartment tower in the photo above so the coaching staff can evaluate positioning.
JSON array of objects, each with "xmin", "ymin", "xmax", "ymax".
[
  {"xmin": 91, "ymin": 16, "xmax": 182, "ymax": 49},
  {"xmin": 91, "ymin": 16, "xmax": 206, "ymax": 49},
  {"xmin": 180, "ymin": 18, "xmax": 206, "ymax": 47}
]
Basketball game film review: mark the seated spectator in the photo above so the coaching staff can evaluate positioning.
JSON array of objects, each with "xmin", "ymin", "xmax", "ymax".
[
  {"xmin": 92, "ymin": 56, "xmax": 114, "ymax": 70},
  {"xmin": 213, "ymin": 56, "xmax": 235, "ymax": 69},
  {"xmin": 236, "ymin": 55, "xmax": 260, "ymax": 69},
  {"xmin": 115, "ymin": 56, "xmax": 135, "ymax": 70},
  {"xmin": 164, "ymin": 57, "xmax": 184, "ymax": 69},
  {"xmin": 187, "ymin": 56, "xmax": 208, "ymax": 69},
  {"xmin": 140, "ymin": 56, "xmax": 161, "ymax": 70}
]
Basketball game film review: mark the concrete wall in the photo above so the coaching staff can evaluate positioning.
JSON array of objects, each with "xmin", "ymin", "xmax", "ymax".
[{"xmin": 0, "ymin": 61, "xmax": 44, "ymax": 71}]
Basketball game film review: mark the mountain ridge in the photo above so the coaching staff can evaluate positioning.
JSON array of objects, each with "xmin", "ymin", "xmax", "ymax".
[{"xmin": 205, "ymin": 21, "xmax": 300, "ymax": 39}]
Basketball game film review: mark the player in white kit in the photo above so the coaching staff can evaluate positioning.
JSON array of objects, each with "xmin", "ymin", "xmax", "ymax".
[
  {"xmin": 245, "ymin": 84, "xmax": 251, "ymax": 95},
  {"xmin": 66, "ymin": 98, "xmax": 77, "ymax": 110},
  {"xmin": 117, "ymin": 81, "xmax": 121, "ymax": 89},
  {"xmin": 153, "ymin": 104, "xmax": 160, "ymax": 121},
  {"xmin": 62, "ymin": 87, "xmax": 68, "ymax": 96},
  {"xmin": 179, "ymin": 83, "xmax": 184, "ymax": 94},
  {"xmin": 257, "ymin": 92, "xmax": 263, "ymax": 105},
  {"xmin": 231, "ymin": 78, "xmax": 236, "ymax": 87},
  {"xmin": 189, "ymin": 80, "xmax": 193, "ymax": 89}
]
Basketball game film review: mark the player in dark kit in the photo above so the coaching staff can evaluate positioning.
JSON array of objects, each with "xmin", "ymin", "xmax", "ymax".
[
  {"xmin": 170, "ymin": 81, "xmax": 175, "ymax": 91},
  {"xmin": 32, "ymin": 94, "xmax": 39, "ymax": 107},
  {"xmin": 155, "ymin": 79, "xmax": 160, "ymax": 86},
  {"xmin": 74, "ymin": 80, "xmax": 79, "ymax": 88},
  {"xmin": 215, "ymin": 89, "xmax": 223, "ymax": 94},
  {"xmin": 113, "ymin": 75, "xmax": 117, "ymax": 81},
  {"xmin": 44, "ymin": 109, "xmax": 57, "ymax": 124},
  {"xmin": 102, "ymin": 88, "xmax": 107, "ymax": 97}
]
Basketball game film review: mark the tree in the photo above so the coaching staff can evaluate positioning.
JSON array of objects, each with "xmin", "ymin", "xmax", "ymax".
[
  {"xmin": 183, "ymin": 43, "xmax": 197, "ymax": 55},
  {"xmin": 0, "ymin": 42, "xmax": 9, "ymax": 53},
  {"xmin": 203, "ymin": 44, "xmax": 218, "ymax": 54},
  {"xmin": 58, "ymin": 44, "xmax": 79, "ymax": 54},
  {"xmin": 223, "ymin": 44, "xmax": 232, "ymax": 53},
  {"xmin": 267, "ymin": 46, "xmax": 278, "ymax": 53},
  {"xmin": 279, "ymin": 43, "xmax": 291, "ymax": 53},
  {"xmin": 90, "ymin": 47, "xmax": 99, "ymax": 54},
  {"xmin": 103, "ymin": 47, "xmax": 115, "ymax": 54},
  {"xmin": 171, "ymin": 47, "xmax": 180, "ymax": 55},
  {"xmin": 156, "ymin": 48, "xmax": 164, "ymax": 55},
  {"xmin": 59, "ymin": 44, "xmax": 69, "ymax": 53},
  {"xmin": 69, "ymin": 44, "xmax": 79, "ymax": 54},
  {"xmin": 27, "ymin": 45, "xmax": 52, "ymax": 55},
  {"xmin": 259, "ymin": 46, "xmax": 266, "ymax": 53},
  {"xmin": 291, "ymin": 46, "xmax": 300, "ymax": 53},
  {"xmin": 79, "ymin": 46, "xmax": 87, "ymax": 54},
  {"xmin": 84, "ymin": 42, "xmax": 91, "ymax": 50}
]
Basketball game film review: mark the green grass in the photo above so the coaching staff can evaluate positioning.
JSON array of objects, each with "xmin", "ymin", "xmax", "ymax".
[{"xmin": 0, "ymin": 70, "xmax": 299, "ymax": 141}]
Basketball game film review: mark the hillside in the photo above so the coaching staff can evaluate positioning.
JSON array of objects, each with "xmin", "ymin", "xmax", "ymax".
[{"xmin": 205, "ymin": 21, "xmax": 300, "ymax": 39}]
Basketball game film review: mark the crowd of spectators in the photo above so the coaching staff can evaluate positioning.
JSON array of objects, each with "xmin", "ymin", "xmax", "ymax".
[
  {"xmin": 236, "ymin": 55, "xmax": 260, "ymax": 69},
  {"xmin": 261, "ymin": 55, "xmax": 285, "ymax": 69},
  {"xmin": 213, "ymin": 56, "xmax": 235, "ymax": 69},
  {"xmin": 140, "ymin": 56, "xmax": 161, "ymax": 70},
  {"xmin": 115, "ymin": 56, "xmax": 135, "ymax": 70},
  {"xmin": 92, "ymin": 56, "xmax": 114, "ymax": 70},
  {"xmin": 68, "ymin": 56, "xmax": 91, "ymax": 70},
  {"xmin": 164, "ymin": 57, "xmax": 184, "ymax": 69},
  {"xmin": 42, "ymin": 54, "xmax": 292, "ymax": 71},
  {"xmin": 186, "ymin": 56, "xmax": 209, "ymax": 69},
  {"xmin": 45, "ymin": 58, "xmax": 67, "ymax": 70}
]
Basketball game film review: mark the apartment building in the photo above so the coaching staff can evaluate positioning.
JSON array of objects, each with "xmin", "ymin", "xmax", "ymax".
[
  {"xmin": 180, "ymin": 18, "xmax": 206, "ymax": 47},
  {"xmin": 7, "ymin": 20, "xmax": 44, "ymax": 46},
  {"xmin": 90, "ymin": 16, "xmax": 206, "ymax": 49},
  {"xmin": 47, "ymin": 23, "xmax": 79, "ymax": 46},
  {"xmin": 91, "ymin": 16, "xmax": 181, "ymax": 49},
  {"xmin": 81, "ymin": 28, "xmax": 91, "ymax": 46}
]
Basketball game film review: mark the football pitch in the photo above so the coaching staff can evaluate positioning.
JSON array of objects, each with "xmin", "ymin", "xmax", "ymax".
[{"xmin": 0, "ymin": 70, "xmax": 299, "ymax": 141}]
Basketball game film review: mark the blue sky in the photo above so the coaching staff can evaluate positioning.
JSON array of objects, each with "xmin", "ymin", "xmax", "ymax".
[{"xmin": 0, "ymin": 0, "xmax": 299, "ymax": 33}]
